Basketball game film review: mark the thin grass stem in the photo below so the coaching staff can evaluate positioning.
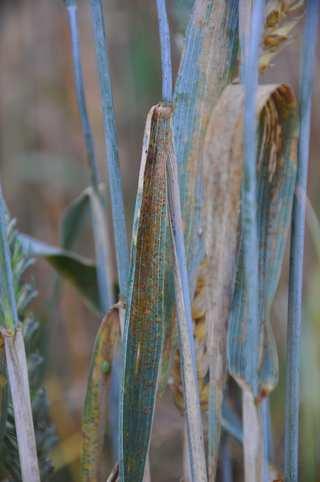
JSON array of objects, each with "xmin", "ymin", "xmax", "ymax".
[
  {"xmin": 89, "ymin": 0, "xmax": 129, "ymax": 299},
  {"xmin": 242, "ymin": 0, "xmax": 265, "ymax": 397},
  {"xmin": 156, "ymin": 0, "xmax": 173, "ymax": 103},
  {"xmin": 66, "ymin": 1, "xmax": 100, "ymax": 189},
  {"xmin": 284, "ymin": 2, "xmax": 320, "ymax": 481},
  {"xmin": 65, "ymin": 0, "xmax": 113, "ymax": 311},
  {"xmin": 167, "ymin": 152, "xmax": 207, "ymax": 482},
  {"xmin": 242, "ymin": 3, "xmax": 265, "ymax": 481}
]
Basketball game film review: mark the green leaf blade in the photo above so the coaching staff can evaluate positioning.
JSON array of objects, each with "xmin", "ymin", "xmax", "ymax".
[{"xmin": 120, "ymin": 104, "xmax": 170, "ymax": 482}]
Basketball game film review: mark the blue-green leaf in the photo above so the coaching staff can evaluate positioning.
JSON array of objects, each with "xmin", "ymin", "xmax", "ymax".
[{"xmin": 120, "ymin": 104, "xmax": 170, "ymax": 482}]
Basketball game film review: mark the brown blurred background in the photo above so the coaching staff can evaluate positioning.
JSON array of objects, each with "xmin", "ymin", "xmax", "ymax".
[{"xmin": 0, "ymin": 1, "xmax": 319, "ymax": 481}]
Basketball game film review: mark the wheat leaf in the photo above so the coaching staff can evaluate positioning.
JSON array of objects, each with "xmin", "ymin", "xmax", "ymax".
[
  {"xmin": 60, "ymin": 189, "xmax": 91, "ymax": 251},
  {"xmin": 89, "ymin": 0, "xmax": 129, "ymax": 298},
  {"xmin": 284, "ymin": 2, "xmax": 320, "ymax": 480},
  {"xmin": 120, "ymin": 104, "xmax": 170, "ymax": 482},
  {"xmin": 167, "ymin": 120, "xmax": 207, "ymax": 482},
  {"xmin": 64, "ymin": 0, "xmax": 101, "ymax": 188},
  {"xmin": 226, "ymin": 83, "xmax": 297, "ymax": 480},
  {"xmin": 80, "ymin": 304, "xmax": 121, "ymax": 482},
  {"xmin": 227, "ymin": 84, "xmax": 298, "ymax": 393},
  {"xmin": 202, "ymin": 84, "xmax": 244, "ymax": 480},
  {"xmin": 18, "ymin": 234, "xmax": 101, "ymax": 313}
]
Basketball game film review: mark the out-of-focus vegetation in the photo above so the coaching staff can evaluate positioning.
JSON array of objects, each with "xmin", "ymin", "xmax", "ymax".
[{"xmin": 0, "ymin": 1, "xmax": 320, "ymax": 481}]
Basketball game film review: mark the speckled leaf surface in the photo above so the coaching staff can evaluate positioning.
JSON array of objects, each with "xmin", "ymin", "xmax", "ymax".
[
  {"xmin": 120, "ymin": 104, "xmax": 170, "ymax": 482},
  {"xmin": 173, "ymin": 0, "xmax": 239, "ymax": 288},
  {"xmin": 80, "ymin": 304, "xmax": 121, "ymax": 482},
  {"xmin": 226, "ymin": 84, "xmax": 298, "ymax": 397},
  {"xmin": 159, "ymin": 0, "xmax": 240, "ymax": 395}
]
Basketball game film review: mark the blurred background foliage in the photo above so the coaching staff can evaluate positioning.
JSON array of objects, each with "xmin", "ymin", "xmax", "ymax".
[{"xmin": 0, "ymin": 1, "xmax": 320, "ymax": 481}]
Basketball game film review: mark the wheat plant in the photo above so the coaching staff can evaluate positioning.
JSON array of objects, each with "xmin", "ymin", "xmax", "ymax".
[{"xmin": 0, "ymin": 1, "xmax": 318, "ymax": 482}]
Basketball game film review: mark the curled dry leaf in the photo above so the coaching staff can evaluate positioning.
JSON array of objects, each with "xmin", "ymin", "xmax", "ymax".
[
  {"xmin": 171, "ymin": 82, "xmax": 298, "ymax": 480},
  {"xmin": 226, "ymin": 83, "xmax": 298, "ymax": 398}
]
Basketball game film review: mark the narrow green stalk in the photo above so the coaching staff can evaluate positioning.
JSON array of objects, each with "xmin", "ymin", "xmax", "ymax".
[
  {"xmin": 242, "ymin": 3, "xmax": 266, "ymax": 481},
  {"xmin": 65, "ymin": 0, "xmax": 113, "ymax": 311},
  {"xmin": 284, "ymin": 2, "xmax": 320, "ymax": 481},
  {"xmin": 65, "ymin": 0, "xmax": 100, "ymax": 188},
  {"xmin": 156, "ymin": 0, "xmax": 173, "ymax": 103},
  {"xmin": 0, "ymin": 191, "xmax": 18, "ymax": 329},
  {"xmin": 89, "ymin": 0, "xmax": 129, "ymax": 299},
  {"xmin": 167, "ymin": 152, "xmax": 207, "ymax": 482},
  {"xmin": 242, "ymin": 0, "xmax": 265, "ymax": 397}
]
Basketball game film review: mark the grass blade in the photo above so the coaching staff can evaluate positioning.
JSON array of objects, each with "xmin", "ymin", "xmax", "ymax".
[
  {"xmin": 202, "ymin": 84, "xmax": 243, "ymax": 480},
  {"xmin": 80, "ymin": 304, "xmax": 121, "ymax": 482},
  {"xmin": 60, "ymin": 189, "xmax": 91, "ymax": 251},
  {"xmin": 89, "ymin": 0, "xmax": 129, "ymax": 299},
  {"xmin": 166, "ymin": 129, "xmax": 207, "ymax": 482},
  {"xmin": 160, "ymin": 0, "xmax": 239, "ymax": 434},
  {"xmin": 227, "ymin": 84, "xmax": 298, "ymax": 391},
  {"xmin": 19, "ymin": 234, "xmax": 101, "ymax": 313},
  {"xmin": 64, "ymin": 0, "xmax": 114, "ymax": 311},
  {"xmin": 89, "ymin": 190, "xmax": 114, "ymax": 311},
  {"xmin": 284, "ymin": 2, "xmax": 320, "ymax": 481},
  {"xmin": 227, "ymin": 84, "xmax": 297, "ymax": 482},
  {"xmin": 203, "ymin": 80, "xmax": 297, "ymax": 479},
  {"xmin": 1, "ymin": 329, "xmax": 40, "ymax": 482},
  {"xmin": 242, "ymin": 0, "xmax": 265, "ymax": 399},
  {"xmin": 173, "ymin": 0, "xmax": 239, "ymax": 285},
  {"xmin": 64, "ymin": 0, "xmax": 101, "ymax": 188},
  {"xmin": 241, "ymin": 3, "xmax": 265, "ymax": 480},
  {"xmin": 156, "ymin": 0, "xmax": 173, "ymax": 103},
  {"xmin": 120, "ymin": 104, "xmax": 169, "ymax": 482}
]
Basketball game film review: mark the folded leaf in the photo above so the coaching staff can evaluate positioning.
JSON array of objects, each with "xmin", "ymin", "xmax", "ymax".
[
  {"xmin": 159, "ymin": 0, "xmax": 240, "ymax": 397},
  {"xmin": 226, "ymin": 83, "xmax": 298, "ymax": 397},
  {"xmin": 18, "ymin": 234, "xmax": 100, "ymax": 313},
  {"xmin": 61, "ymin": 188, "xmax": 91, "ymax": 251},
  {"xmin": 202, "ymin": 84, "xmax": 244, "ymax": 479},
  {"xmin": 80, "ymin": 304, "xmax": 121, "ymax": 482},
  {"xmin": 120, "ymin": 104, "xmax": 170, "ymax": 482}
]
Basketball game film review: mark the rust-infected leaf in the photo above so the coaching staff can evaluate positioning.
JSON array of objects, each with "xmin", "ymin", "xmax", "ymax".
[
  {"xmin": 120, "ymin": 104, "xmax": 170, "ymax": 482},
  {"xmin": 80, "ymin": 304, "xmax": 122, "ymax": 482},
  {"xmin": 227, "ymin": 84, "xmax": 298, "ymax": 398}
]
